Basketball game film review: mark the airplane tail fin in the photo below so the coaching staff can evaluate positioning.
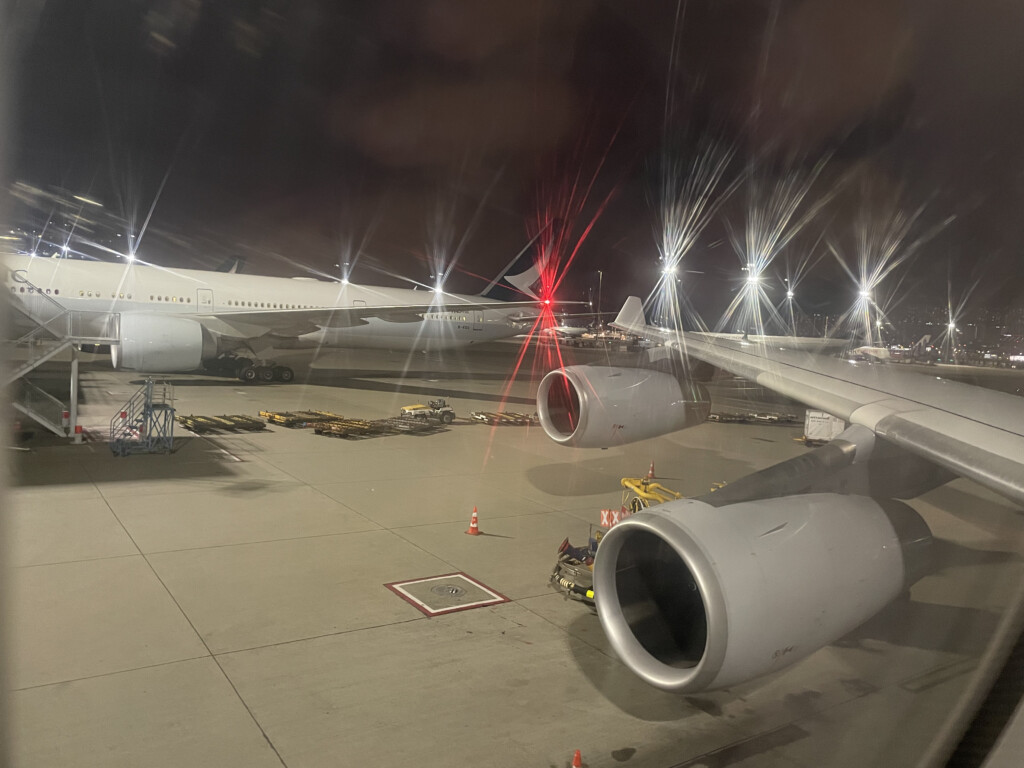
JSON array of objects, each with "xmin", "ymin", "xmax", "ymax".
[
  {"xmin": 478, "ymin": 234, "xmax": 546, "ymax": 302},
  {"xmin": 609, "ymin": 296, "xmax": 647, "ymax": 335},
  {"xmin": 214, "ymin": 256, "xmax": 247, "ymax": 274}
]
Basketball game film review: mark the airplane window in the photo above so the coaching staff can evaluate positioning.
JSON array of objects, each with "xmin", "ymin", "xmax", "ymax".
[
  {"xmin": 53, "ymin": 289, "xmax": 58, "ymax": 295},
  {"xmin": 6, "ymin": 5, "xmax": 1024, "ymax": 768}
]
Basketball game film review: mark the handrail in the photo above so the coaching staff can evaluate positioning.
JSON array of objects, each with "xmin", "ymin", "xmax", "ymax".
[
  {"xmin": 8, "ymin": 272, "xmax": 121, "ymax": 344},
  {"xmin": 13, "ymin": 378, "xmax": 69, "ymax": 437},
  {"xmin": 113, "ymin": 380, "xmax": 177, "ymax": 448}
]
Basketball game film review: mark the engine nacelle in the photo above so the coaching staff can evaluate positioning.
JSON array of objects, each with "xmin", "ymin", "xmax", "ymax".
[
  {"xmin": 111, "ymin": 313, "xmax": 215, "ymax": 372},
  {"xmin": 536, "ymin": 366, "xmax": 710, "ymax": 448},
  {"xmin": 593, "ymin": 494, "xmax": 932, "ymax": 693}
]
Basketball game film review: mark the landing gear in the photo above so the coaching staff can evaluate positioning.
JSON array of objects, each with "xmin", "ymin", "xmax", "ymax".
[
  {"xmin": 205, "ymin": 356, "xmax": 294, "ymax": 384},
  {"xmin": 237, "ymin": 362, "xmax": 293, "ymax": 384}
]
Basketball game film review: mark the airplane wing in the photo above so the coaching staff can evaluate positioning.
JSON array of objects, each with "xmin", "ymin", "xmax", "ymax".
[
  {"xmin": 197, "ymin": 300, "xmax": 544, "ymax": 339},
  {"xmin": 611, "ymin": 296, "xmax": 1024, "ymax": 505}
]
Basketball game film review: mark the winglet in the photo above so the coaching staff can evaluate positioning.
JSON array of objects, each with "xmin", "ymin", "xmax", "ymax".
[{"xmin": 610, "ymin": 296, "xmax": 647, "ymax": 334}]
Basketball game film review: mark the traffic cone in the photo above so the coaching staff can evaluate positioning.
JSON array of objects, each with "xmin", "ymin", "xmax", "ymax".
[
  {"xmin": 571, "ymin": 749, "xmax": 583, "ymax": 768},
  {"xmin": 646, "ymin": 461, "xmax": 656, "ymax": 480},
  {"xmin": 465, "ymin": 507, "xmax": 481, "ymax": 536}
]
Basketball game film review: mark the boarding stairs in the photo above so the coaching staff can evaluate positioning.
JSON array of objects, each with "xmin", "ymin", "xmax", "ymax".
[
  {"xmin": 110, "ymin": 379, "xmax": 176, "ymax": 456},
  {"xmin": 4, "ymin": 272, "xmax": 120, "ymax": 438}
]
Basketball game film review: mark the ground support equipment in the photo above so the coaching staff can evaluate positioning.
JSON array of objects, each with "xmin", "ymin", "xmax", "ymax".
[
  {"xmin": 176, "ymin": 414, "xmax": 267, "ymax": 434},
  {"xmin": 469, "ymin": 411, "xmax": 538, "ymax": 426},
  {"xmin": 258, "ymin": 409, "xmax": 344, "ymax": 428}
]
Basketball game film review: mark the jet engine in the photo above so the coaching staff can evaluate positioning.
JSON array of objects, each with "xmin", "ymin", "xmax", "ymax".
[
  {"xmin": 111, "ymin": 313, "xmax": 216, "ymax": 372},
  {"xmin": 593, "ymin": 493, "xmax": 932, "ymax": 693},
  {"xmin": 536, "ymin": 366, "xmax": 710, "ymax": 448}
]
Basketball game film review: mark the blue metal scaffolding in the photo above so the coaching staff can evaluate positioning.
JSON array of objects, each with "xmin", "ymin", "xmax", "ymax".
[{"xmin": 110, "ymin": 379, "xmax": 175, "ymax": 456}]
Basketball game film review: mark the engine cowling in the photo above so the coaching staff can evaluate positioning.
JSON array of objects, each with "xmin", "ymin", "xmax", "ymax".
[
  {"xmin": 593, "ymin": 494, "xmax": 932, "ymax": 693},
  {"xmin": 536, "ymin": 366, "xmax": 710, "ymax": 448},
  {"xmin": 111, "ymin": 313, "xmax": 215, "ymax": 372}
]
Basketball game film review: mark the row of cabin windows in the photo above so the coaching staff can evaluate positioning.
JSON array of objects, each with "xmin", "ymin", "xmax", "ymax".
[
  {"xmin": 12, "ymin": 286, "xmax": 60, "ymax": 295},
  {"xmin": 10, "ymin": 286, "xmax": 139, "ymax": 299},
  {"xmin": 11, "ymin": 284, "xmax": 321, "ymax": 309},
  {"xmin": 225, "ymin": 300, "xmax": 318, "ymax": 309}
]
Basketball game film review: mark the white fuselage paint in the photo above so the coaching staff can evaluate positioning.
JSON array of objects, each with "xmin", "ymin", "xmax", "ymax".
[{"xmin": 4, "ymin": 254, "xmax": 534, "ymax": 353}]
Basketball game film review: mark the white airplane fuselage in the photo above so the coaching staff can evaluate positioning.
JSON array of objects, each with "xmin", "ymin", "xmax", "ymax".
[{"xmin": 4, "ymin": 254, "xmax": 534, "ymax": 359}]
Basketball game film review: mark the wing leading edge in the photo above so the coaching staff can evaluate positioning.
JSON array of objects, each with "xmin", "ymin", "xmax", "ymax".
[{"xmin": 612, "ymin": 296, "xmax": 1024, "ymax": 506}]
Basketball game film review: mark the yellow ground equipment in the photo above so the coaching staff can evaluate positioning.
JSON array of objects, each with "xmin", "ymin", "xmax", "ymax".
[
  {"xmin": 258, "ymin": 410, "xmax": 344, "ymax": 428},
  {"xmin": 619, "ymin": 475, "xmax": 682, "ymax": 513},
  {"xmin": 400, "ymin": 398, "xmax": 456, "ymax": 424},
  {"xmin": 176, "ymin": 414, "xmax": 267, "ymax": 434}
]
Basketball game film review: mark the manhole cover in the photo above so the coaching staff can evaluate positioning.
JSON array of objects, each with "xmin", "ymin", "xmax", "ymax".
[
  {"xmin": 430, "ymin": 583, "xmax": 466, "ymax": 597},
  {"xmin": 385, "ymin": 573, "xmax": 509, "ymax": 617}
]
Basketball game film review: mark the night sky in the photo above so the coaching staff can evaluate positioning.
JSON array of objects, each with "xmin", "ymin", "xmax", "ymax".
[{"xmin": 6, "ymin": 1, "xmax": 1024, "ymax": 317}]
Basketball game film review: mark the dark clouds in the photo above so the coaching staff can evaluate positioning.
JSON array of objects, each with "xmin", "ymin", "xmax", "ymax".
[{"xmin": 7, "ymin": 1, "xmax": 1024, "ymax": 309}]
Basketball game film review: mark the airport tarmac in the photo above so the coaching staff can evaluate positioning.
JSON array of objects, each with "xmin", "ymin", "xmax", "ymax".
[{"xmin": 5, "ymin": 342, "xmax": 1024, "ymax": 767}]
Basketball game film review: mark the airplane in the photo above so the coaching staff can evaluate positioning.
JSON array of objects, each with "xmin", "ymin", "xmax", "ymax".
[
  {"xmin": 847, "ymin": 344, "xmax": 891, "ymax": 362},
  {"xmin": 3, "ymin": 247, "xmax": 549, "ymax": 382},
  {"xmin": 534, "ymin": 295, "xmax": 1024, "ymax": 695},
  {"xmin": 541, "ymin": 324, "xmax": 590, "ymax": 339}
]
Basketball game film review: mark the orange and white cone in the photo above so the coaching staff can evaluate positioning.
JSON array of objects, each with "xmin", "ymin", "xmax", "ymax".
[
  {"xmin": 465, "ymin": 507, "xmax": 481, "ymax": 536},
  {"xmin": 646, "ymin": 461, "xmax": 656, "ymax": 480},
  {"xmin": 571, "ymin": 749, "xmax": 583, "ymax": 768}
]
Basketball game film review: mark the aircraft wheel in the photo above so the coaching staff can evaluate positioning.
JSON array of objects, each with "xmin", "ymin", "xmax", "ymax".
[
  {"xmin": 274, "ymin": 366, "xmax": 295, "ymax": 383},
  {"xmin": 234, "ymin": 358, "xmax": 254, "ymax": 377},
  {"xmin": 238, "ymin": 365, "xmax": 258, "ymax": 383},
  {"xmin": 256, "ymin": 366, "xmax": 275, "ymax": 383}
]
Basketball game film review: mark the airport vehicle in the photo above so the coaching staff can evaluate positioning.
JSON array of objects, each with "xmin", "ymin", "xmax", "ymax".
[
  {"xmin": 3, "ymin": 246, "xmax": 548, "ymax": 381},
  {"xmin": 535, "ymin": 296, "xmax": 1024, "ymax": 695},
  {"xmin": 620, "ymin": 475, "xmax": 682, "ymax": 513},
  {"xmin": 400, "ymin": 398, "xmax": 455, "ymax": 424},
  {"xmin": 802, "ymin": 409, "xmax": 846, "ymax": 445}
]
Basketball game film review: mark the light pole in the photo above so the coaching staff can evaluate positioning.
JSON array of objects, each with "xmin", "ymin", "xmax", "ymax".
[{"xmin": 597, "ymin": 270, "xmax": 603, "ymax": 328}]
